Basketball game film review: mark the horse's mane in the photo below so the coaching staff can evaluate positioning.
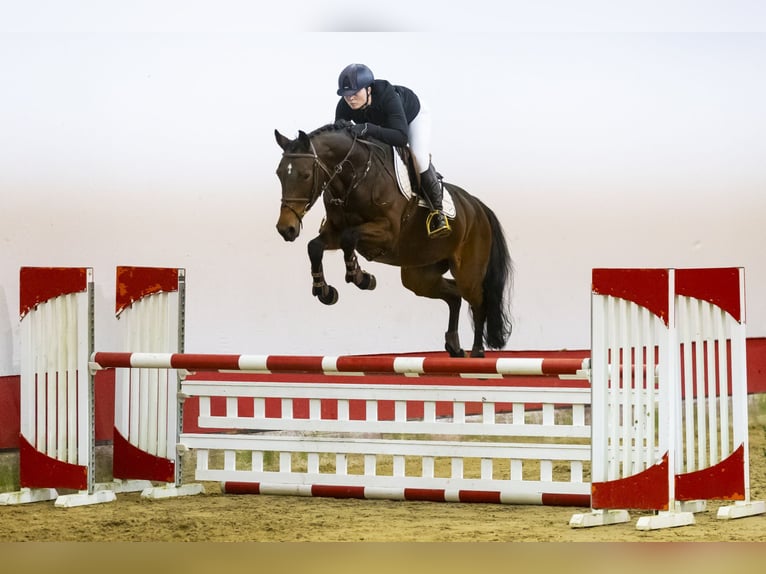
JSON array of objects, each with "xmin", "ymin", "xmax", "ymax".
[{"xmin": 307, "ymin": 119, "xmax": 354, "ymax": 138}]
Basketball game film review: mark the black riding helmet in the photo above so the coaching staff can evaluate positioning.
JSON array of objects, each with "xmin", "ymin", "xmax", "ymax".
[{"xmin": 337, "ymin": 63, "xmax": 374, "ymax": 96}]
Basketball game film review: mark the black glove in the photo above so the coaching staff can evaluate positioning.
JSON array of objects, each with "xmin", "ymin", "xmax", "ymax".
[{"xmin": 351, "ymin": 122, "xmax": 369, "ymax": 137}]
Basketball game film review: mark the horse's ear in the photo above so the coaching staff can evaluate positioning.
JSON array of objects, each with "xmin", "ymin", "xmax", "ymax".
[
  {"xmin": 297, "ymin": 130, "xmax": 311, "ymax": 150},
  {"xmin": 274, "ymin": 129, "xmax": 292, "ymax": 150}
]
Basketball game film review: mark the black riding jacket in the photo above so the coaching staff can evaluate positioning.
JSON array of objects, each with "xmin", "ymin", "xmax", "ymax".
[{"xmin": 335, "ymin": 79, "xmax": 421, "ymax": 147}]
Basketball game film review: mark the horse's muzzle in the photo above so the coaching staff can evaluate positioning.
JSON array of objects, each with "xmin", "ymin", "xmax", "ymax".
[{"xmin": 276, "ymin": 222, "xmax": 299, "ymax": 242}]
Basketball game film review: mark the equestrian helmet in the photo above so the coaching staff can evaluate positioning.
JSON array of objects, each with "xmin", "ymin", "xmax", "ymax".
[{"xmin": 337, "ymin": 63, "xmax": 374, "ymax": 96}]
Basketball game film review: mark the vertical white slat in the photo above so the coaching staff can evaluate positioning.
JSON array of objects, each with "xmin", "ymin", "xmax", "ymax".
[
  {"xmin": 251, "ymin": 451, "xmax": 263, "ymax": 472},
  {"xmin": 620, "ymin": 298, "xmax": 634, "ymax": 476},
  {"xmin": 392, "ymin": 455, "xmax": 404, "ymax": 477},
  {"xmin": 366, "ymin": 400, "xmax": 377, "ymax": 422},
  {"xmin": 730, "ymin": 268, "xmax": 750, "ymax": 500},
  {"xmin": 138, "ymin": 366, "xmax": 150, "ymax": 452},
  {"xmin": 480, "ymin": 458, "xmax": 492, "ymax": 480},
  {"xmin": 702, "ymin": 300, "xmax": 718, "ymax": 465},
  {"xmin": 198, "ymin": 396, "xmax": 211, "ymax": 419},
  {"xmin": 542, "ymin": 403, "xmax": 554, "ymax": 426},
  {"xmin": 717, "ymin": 309, "xmax": 731, "ymax": 458},
  {"xmin": 336, "ymin": 453, "xmax": 348, "ymax": 475},
  {"xmin": 422, "ymin": 456, "xmax": 434, "ymax": 478},
  {"xmin": 226, "ymin": 396, "xmax": 238, "ymax": 419},
  {"xmin": 394, "ymin": 400, "xmax": 407, "ymax": 422},
  {"xmin": 19, "ymin": 301, "xmax": 35, "ymax": 443},
  {"xmin": 481, "ymin": 402, "xmax": 493, "ymax": 425},
  {"xmin": 452, "ymin": 401, "xmax": 465, "ymax": 424},
  {"xmin": 337, "ymin": 399, "xmax": 349, "ymax": 421},
  {"xmin": 424, "ymin": 401, "xmax": 436, "ymax": 423},
  {"xmin": 512, "ymin": 403, "xmax": 524, "ymax": 425},
  {"xmin": 34, "ymin": 300, "xmax": 46, "ymax": 453},
  {"xmin": 607, "ymin": 296, "xmax": 621, "ymax": 479},
  {"xmin": 692, "ymin": 298, "xmax": 707, "ymax": 469},
  {"xmin": 679, "ymin": 295, "xmax": 695, "ymax": 473},
  {"xmin": 279, "ymin": 452, "xmax": 291, "ymax": 473},
  {"xmin": 510, "ymin": 459, "xmax": 522, "ymax": 481},
  {"xmin": 307, "ymin": 452, "xmax": 319, "ymax": 474},
  {"xmin": 451, "ymin": 457, "xmax": 463, "ymax": 479},
  {"xmin": 309, "ymin": 398, "xmax": 321, "ymax": 420},
  {"xmin": 572, "ymin": 404, "xmax": 585, "ymax": 427},
  {"xmin": 282, "ymin": 398, "xmax": 293, "ymax": 420},
  {"xmin": 540, "ymin": 460, "xmax": 553, "ymax": 482},
  {"xmin": 589, "ymin": 289, "xmax": 609, "ymax": 484},
  {"xmin": 664, "ymin": 268, "xmax": 678, "ymax": 508},
  {"xmin": 254, "ymin": 397, "xmax": 265, "ymax": 418},
  {"xmin": 364, "ymin": 454, "xmax": 376, "ymax": 476},
  {"xmin": 44, "ymin": 301, "xmax": 57, "ymax": 459},
  {"xmin": 61, "ymin": 294, "xmax": 75, "ymax": 464},
  {"xmin": 571, "ymin": 460, "xmax": 583, "ymax": 483},
  {"xmin": 225, "ymin": 450, "xmax": 237, "ymax": 471},
  {"xmin": 196, "ymin": 449, "xmax": 209, "ymax": 473},
  {"xmin": 146, "ymin": 295, "xmax": 161, "ymax": 456},
  {"xmin": 645, "ymin": 306, "xmax": 657, "ymax": 467}
]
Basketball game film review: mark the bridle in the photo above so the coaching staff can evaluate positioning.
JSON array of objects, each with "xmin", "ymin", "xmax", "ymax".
[{"xmin": 279, "ymin": 134, "xmax": 374, "ymax": 227}]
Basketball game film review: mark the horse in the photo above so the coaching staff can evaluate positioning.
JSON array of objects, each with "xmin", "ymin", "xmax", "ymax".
[{"xmin": 273, "ymin": 120, "xmax": 513, "ymax": 358}]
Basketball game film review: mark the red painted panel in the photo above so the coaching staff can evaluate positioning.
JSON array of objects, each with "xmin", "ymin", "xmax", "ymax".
[
  {"xmin": 115, "ymin": 266, "xmax": 179, "ymax": 316},
  {"xmin": 19, "ymin": 435, "xmax": 88, "ymax": 490},
  {"xmin": 675, "ymin": 445, "xmax": 745, "ymax": 501},
  {"xmin": 592, "ymin": 268, "xmax": 670, "ymax": 325},
  {"xmin": 591, "ymin": 452, "xmax": 669, "ymax": 511},
  {"xmin": 19, "ymin": 267, "xmax": 88, "ymax": 319},
  {"xmin": 676, "ymin": 267, "xmax": 742, "ymax": 323},
  {"xmin": 113, "ymin": 429, "xmax": 175, "ymax": 483}
]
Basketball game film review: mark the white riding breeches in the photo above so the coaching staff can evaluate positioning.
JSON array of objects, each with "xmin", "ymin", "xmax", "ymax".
[{"xmin": 408, "ymin": 99, "xmax": 433, "ymax": 175}]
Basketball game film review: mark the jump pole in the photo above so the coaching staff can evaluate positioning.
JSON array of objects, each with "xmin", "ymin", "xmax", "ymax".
[{"xmin": 89, "ymin": 352, "xmax": 589, "ymax": 377}]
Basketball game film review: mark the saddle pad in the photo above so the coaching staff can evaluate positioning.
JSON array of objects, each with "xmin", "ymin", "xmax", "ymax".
[{"xmin": 393, "ymin": 149, "xmax": 456, "ymax": 219}]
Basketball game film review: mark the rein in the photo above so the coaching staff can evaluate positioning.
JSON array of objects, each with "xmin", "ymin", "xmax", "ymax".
[{"xmin": 280, "ymin": 134, "xmax": 374, "ymax": 226}]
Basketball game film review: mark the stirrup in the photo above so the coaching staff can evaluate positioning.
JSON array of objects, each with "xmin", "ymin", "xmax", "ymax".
[{"xmin": 426, "ymin": 210, "xmax": 451, "ymax": 239}]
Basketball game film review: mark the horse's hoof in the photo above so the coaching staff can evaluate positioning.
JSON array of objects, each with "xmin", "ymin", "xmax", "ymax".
[
  {"xmin": 470, "ymin": 349, "xmax": 485, "ymax": 358},
  {"xmin": 445, "ymin": 343, "xmax": 465, "ymax": 358},
  {"xmin": 347, "ymin": 273, "xmax": 377, "ymax": 290},
  {"xmin": 317, "ymin": 286, "xmax": 338, "ymax": 305},
  {"xmin": 363, "ymin": 274, "xmax": 376, "ymax": 290}
]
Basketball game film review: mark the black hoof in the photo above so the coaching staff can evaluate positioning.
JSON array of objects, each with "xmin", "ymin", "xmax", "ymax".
[
  {"xmin": 445, "ymin": 343, "xmax": 465, "ymax": 358},
  {"xmin": 469, "ymin": 349, "xmax": 485, "ymax": 358},
  {"xmin": 360, "ymin": 273, "xmax": 376, "ymax": 290},
  {"xmin": 316, "ymin": 286, "xmax": 338, "ymax": 305}
]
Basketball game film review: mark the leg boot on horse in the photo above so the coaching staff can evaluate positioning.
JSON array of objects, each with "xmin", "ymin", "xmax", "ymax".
[{"xmin": 420, "ymin": 162, "xmax": 451, "ymax": 239}]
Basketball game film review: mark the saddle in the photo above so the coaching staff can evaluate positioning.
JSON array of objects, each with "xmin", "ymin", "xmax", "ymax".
[{"xmin": 392, "ymin": 148, "xmax": 456, "ymax": 219}]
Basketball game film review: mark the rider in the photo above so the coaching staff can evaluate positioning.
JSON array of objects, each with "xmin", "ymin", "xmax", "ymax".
[{"xmin": 334, "ymin": 63, "xmax": 450, "ymax": 239}]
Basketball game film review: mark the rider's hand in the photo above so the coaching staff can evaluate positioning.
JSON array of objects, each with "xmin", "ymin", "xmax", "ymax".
[{"xmin": 351, "ymin": 122, "xmax": 369, "ymax": 137}]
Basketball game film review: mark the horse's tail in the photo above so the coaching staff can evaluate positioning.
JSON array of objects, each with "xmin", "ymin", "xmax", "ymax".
[{"xmin": 478, "ymin": 200, "xmax": 513, "ymax": 349}]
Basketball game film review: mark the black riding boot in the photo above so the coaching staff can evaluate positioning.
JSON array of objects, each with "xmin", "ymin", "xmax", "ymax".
[{"xmin": 420, "ymin": 163, "xmax": 451, "ymax": 238}]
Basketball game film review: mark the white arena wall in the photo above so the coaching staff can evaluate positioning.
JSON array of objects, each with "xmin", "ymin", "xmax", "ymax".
[{"xmin": 2, "ymin": 13, "xmax": 765, "ymax": 376}]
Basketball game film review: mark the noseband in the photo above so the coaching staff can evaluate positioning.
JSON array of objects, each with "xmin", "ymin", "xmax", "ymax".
[{"xmin": 280, "ymin": 134, "xmax": 373, "ymax": 226}]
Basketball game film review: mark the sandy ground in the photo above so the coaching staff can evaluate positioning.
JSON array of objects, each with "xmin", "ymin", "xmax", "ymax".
[{"xmin": 2, "ymin": 408, "xmax": 765, "ymax": 543}]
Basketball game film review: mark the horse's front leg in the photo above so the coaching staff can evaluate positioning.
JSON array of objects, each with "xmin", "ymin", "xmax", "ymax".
[
  {"xmin": 307, "ymin": 236, "xmax": 338, "ymax": 305},
  {"xmin": 340, "ymin": 228, "xmax": 376, "ymax": 291}
]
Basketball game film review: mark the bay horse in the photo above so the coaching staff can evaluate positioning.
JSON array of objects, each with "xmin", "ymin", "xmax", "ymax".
[{"xmin": 274, "ymin": 120, "xmax": 513, "ymax": 358}]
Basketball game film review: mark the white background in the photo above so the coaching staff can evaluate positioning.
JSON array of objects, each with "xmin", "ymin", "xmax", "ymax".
[{"xmin": 2, "ymin": 1, "xmax": 765, "ymax": 375}]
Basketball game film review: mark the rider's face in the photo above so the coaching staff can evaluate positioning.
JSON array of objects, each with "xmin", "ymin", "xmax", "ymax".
[{"xmin": 344, "ymin": 87, "xmax": 370, "ymax": 110}]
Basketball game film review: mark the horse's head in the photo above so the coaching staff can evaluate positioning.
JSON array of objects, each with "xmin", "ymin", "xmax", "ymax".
[{"xmin": 274, "ymin": 122, "xmax": 356, "ymax": 241}]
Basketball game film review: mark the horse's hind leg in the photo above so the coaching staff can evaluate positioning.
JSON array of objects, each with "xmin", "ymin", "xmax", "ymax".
[
  {"xmin": 401, "ymin": 264, "xmax": 465, "ymax": 358},
  {"xmin": 340, "ymin": 229, "xmax": 376, "ymax": 291},
  {"xmin": 469, "ymin": 305, "xmax": 487, "ymax": 358},
  {"xmin": 307, "ymin": 236, "xmax": 338, "ymax": 305}
]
